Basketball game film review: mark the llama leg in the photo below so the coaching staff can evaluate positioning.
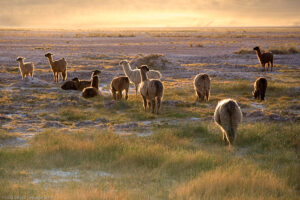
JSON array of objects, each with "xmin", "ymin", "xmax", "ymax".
[
  {"xmin": 56, "ymin": 73, "xmax": 59, "ymax": 83},
  {"xmin": 195, "ymin": 92, "xmax": 199, "ymax": 102},
  {"xmin": 222, "ymin": 132, "xmax": 227, "ymax": 144},
  {"xmin": 135, "ymin": 84, "xmax": 138, "ymax": 97},
  {"xmin": 62, "ymin": 70, "xmax": 67, "ymax": 81},
  {"xmin": 142, "ymin": 95, "xmax": 147, "ymax": 111},
  {"xmin": 151, "ymin": 99, "xmax": 156, "ymax": 114},
  {"xmin": 261, "ymin": 92, "xmax": 265, "ymax": 101},
  {"xmin": 206, "ymin": 91, "xmax": 209, "ymax": 102},
  {"xmin": 196, "ymin": 91, "xmax": 201, "ymax": 102},
  {"xmin": 271, "ymin": 61, "xmax": 273, "ymax": 72},
  {"xmin": 54, "ymin": 72, "xmax": 58, "ymax": 82},
  {"xmin": 125, "ymin": 88, "xmax": 128, "ymax": 100},
  {"xmin": 262, "ymin": 63, "xmax": 265, "ymax": 72},
  {"xmin": 111, "ymin": 89, "xmax": 117, "ymax": 100},
  {"xmin": 147, "ymin": 101, "xmax": 151, "ymax": 111},
  {"xmin": 156, "ymin": 97, "xmax": 161, "ymax": 114}
]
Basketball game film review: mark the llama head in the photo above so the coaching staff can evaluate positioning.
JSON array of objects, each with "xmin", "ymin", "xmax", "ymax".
[
  {"xmin": 92, "ymin": 70, "xmax": 101, "ymax": 76},
  {"xmin": 138, "ymin": 65, "xmax": 149, "ymax": 72},
  {"xmin": 253, "ymin": 46, "xmax": 260, "ymax": 51},
  {"xmin": 72, "ymin": 77, "xmax": 79, "ymax": 82},
  {"xmin": 16, "ymin": 57, "xmax": 24, "ymax": 62},
  {"xmin": 45, "ymin": 53, "xmax": 53, "ymax": 58},
  {"xmin": 119, "ymin": 60, "xmax": 129, "ymax": 65}
]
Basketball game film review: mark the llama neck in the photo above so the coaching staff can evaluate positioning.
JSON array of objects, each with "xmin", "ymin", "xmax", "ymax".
[
  {"xmin": 92, "ymin": 77, "xmax": 99, "ymax": 89},
  {"xmin": 255, "ymin": 49, "xmax": 262, "ymax": 59},
  {"xmin": 47, "ymin": 56, "xmax": 54, "ymax": 65},
  {"xmin": 122, "ymin": 63, "xmax": 132, "ymax": 77},
  {"xmin": 18, "ymin": 61, "xmax": 24, "ymax": 68},
  {"xmin": 140, "ymin": 70, "xmax": 148, "ymax": 82}
]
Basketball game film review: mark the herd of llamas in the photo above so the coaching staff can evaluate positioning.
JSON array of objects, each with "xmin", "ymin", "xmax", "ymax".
[{"xmin": 15, "ymin": 46, "xmax": 273, "ymax": 146}]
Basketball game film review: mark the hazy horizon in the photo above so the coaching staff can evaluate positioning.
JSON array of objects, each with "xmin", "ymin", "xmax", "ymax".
[{"xmin": 1, "ymin": 0, "xmax": 300, "ymax": 29}]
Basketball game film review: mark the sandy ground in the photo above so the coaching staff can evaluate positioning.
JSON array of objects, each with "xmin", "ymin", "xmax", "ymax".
[{"xmin": 0, "ymin": 28, "xmax": 300, "ymax": 147}]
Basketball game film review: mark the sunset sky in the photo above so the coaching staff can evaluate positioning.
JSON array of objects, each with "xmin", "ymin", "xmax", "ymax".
[{"xmin": 0, "ymin": 0, "xmax": 299, "ymax": 29}]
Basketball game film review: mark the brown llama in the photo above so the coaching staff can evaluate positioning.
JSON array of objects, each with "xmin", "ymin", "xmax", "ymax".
[
  {"xmin": 111, "ymin": 76, "xmax": 129, "ymax": 100},
  {"xmin": 253, "ymin": 77, "xmax": 268, "ymax": 101},
  {"xmin": 253, "ymin": 46, "xmax": 274, "ymax": 72}
]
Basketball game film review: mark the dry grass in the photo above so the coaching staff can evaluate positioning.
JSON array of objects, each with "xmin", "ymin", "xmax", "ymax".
[
  {"xmin": 235, "ymin": 48, "xmax": 256, "ymax": 54},
  {"xmin": 268, "ymin": 46, "xmax": 299, "ymax": 54},
  {"xmin": 235, "ymin": 45, "xmax": 300, "ymax": 55},
  {"xmin": 75, "ymin": 32, "xmax": 136, "ymax": 38},
  {"xmin": 170, "ymin": 164, "xmax": 296, "ymax": 200},
  {"xmin": 0, "ymin": 121, "xmax": 298, "ymax": 199}
]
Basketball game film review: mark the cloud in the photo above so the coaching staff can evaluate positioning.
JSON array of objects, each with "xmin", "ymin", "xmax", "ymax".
[{"xmin": 0, "ymin": 0, "xmax": 299, "ymax": 28}]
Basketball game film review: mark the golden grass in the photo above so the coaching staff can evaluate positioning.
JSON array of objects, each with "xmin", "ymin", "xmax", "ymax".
[
  {"xmin": 170, "ymin": 164, "xmax": 296, "ymax": 200},
  {"xmin": 53, "ymin": 188, "xmax": 133, "ymax": 200},
  {"xmin": 0, "ymin": 121, "xmax": 298, "ymax": 199},
  {"xmin": 235, "ymin": 45, "xmax": 300, "ymax": 55},
  {"xmin": 75, "ymin": 32, "xmax": 136, "ymax": 38}
]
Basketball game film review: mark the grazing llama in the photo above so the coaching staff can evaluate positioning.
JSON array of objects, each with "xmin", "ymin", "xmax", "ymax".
[
  {"xmin": 253, "ymin": 77, "xmax": 268, "ymax": 101},
  {"xmin": 111, "ymin": 76, "xmax": 129, "ymax": 100},
  {"xmin": 214, "ymin": 99, "xmax": 242, "ymax": 146},
  {"xmin": 194, "ymin": 73, "xmax": 210, "ymax": 102}
]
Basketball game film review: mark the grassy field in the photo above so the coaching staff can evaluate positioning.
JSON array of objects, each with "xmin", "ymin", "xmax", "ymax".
[{"xmin": 0, "ymin": 78, "xmax": 299, "ymax": 199}]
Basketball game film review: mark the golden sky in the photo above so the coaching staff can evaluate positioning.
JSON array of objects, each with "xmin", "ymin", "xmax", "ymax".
[{"xmin": 0, "ymin": 0, "xmax": 299, "ymax": 29}]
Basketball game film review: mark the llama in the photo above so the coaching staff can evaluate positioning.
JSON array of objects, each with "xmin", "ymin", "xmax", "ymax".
[
  {"xmin": 194, "ymin": 73, "xmax": 210, "ymax": 102},
  {"xmin": 61, "ymin": 79, "xmax": 79, "ymax": 90},
  {"xmin": 82, "ymin": 75, "xmax": 100, "ymax": 98},
  {"xmin": 73, "ymin": 70, "xmax": 101, "ymax": 91},
  {"xmin": 253, "ymin": 77, "xmax": 267, "ymax": 101},
  {"xmin": 110, "ymin": 76, "xmax": 129, "ymax": 100},
  {"xmin": 45, "ymin": 53, "xmax": 67, "ymax": 82},
  {"xmin": 214, "ymin": 99, "xmax": 243, "ymax": 146},
  {"xmin": 16, "ymin": 57, "xmax": 34, "ymax": 80},
  {"xmin": 138, "ymin": 65, "xmax": 164, "ymax": 114},
  {"xmin": 253, "ymin": 46, "xmax": 274, "ymax": 72},
  {"xmin": 119, "ymin": 60, "xmax": 162, "ymax": 96}
]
